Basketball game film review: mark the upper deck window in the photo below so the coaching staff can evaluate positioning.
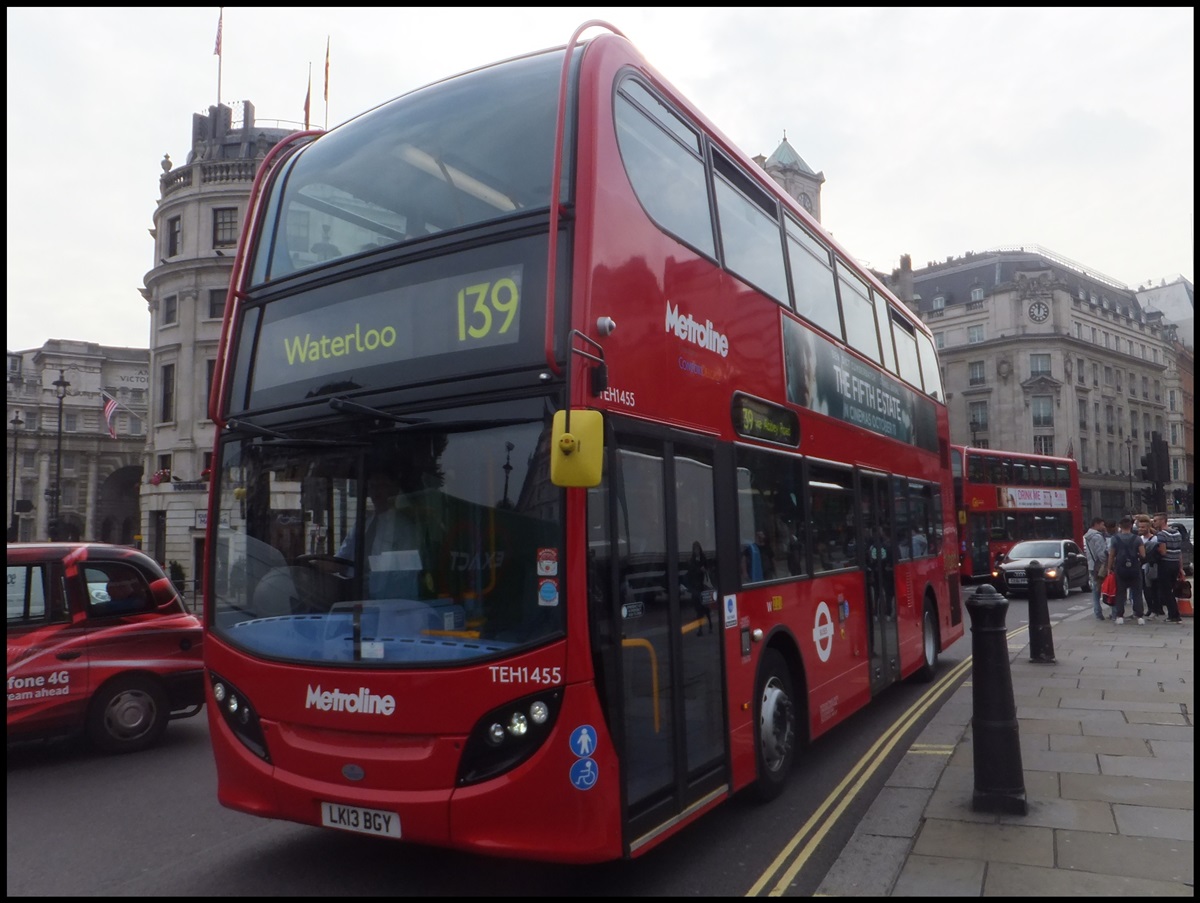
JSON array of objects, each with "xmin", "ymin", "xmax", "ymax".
[
  {"xmin": 784, "ymin": 218, "xmax": 841, "ymax": 340},
  {"xmin": 614, "ymin": 77, "xmax": 715, "ymax": 259},
  {"xmin": 712, "ymin": 151, "xmax": 789, "ymax": 305},
  {"xmin": 251, "ymin": 49, "xmax": 567, "ymax": 284}
]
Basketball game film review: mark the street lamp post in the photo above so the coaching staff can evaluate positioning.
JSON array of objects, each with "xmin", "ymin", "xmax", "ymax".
[
  {"xmin": 9, "ymin": 411, "xmax": 22, "ymax": 541},
  {"xmin": 969, "ymin": 418, "xmax": 980, "ymax": 446},
  {"xmin": 51, "ymin": 369, "xmax": 70, "ymax": 540},
  {"xmin": 1125, "ymin": 437, "xmax": 1134, "ymax": 514}
]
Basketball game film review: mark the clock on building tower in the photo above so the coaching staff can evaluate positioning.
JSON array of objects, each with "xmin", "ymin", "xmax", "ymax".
[{"xmin": 1028, "ymin": 300, "xmax": 1049, "ymax": 323}]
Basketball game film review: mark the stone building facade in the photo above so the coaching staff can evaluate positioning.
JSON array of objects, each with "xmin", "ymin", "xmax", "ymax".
[
  {"xmin": 890, "ymin": 247, "xmax": 1193, "ymax": 522},
  {"xmin": 6, "ymin": 340, "xmax": 149, "ymax": 543},
  {"xmin": 138, "ymin": 102, "xmax": 293, "ymax": 594}
]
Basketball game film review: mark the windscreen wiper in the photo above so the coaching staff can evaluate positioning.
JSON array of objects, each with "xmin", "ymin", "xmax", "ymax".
[
  {"xmin": 227, "ymin": 418, "xmax": 352, "ymax": 446},
  {"xmin": 329, "ymin": 397, "xmax": 427, "ymax": 425}
]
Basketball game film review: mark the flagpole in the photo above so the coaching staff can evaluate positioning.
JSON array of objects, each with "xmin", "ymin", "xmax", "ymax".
[
  {"xmin": 214, "ymin": 7, "xmax": 224, "ymax": 106},
  {"xmin": 323, "ymin": 36, "xmax": 330, "ymax": 130}
]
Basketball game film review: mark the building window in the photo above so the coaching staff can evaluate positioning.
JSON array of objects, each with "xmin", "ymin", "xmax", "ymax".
[
  {"xmin": 1128, "ymin": 371, "xmax": 1136, "ymax": 395},
  {"xmin": 1079, "ymin": 438, "xmax": 1088, "ymax": 470},
  {"xmin": 1030, "ymin": 353, "xmax": 1051, "ymax": 377},
  {"xmin": 206, "ymin": 360, "xmax": 216, "ymax": 409},
  {"xmin": 205, "ymin": 288, "xmax": 226, "ymax": 320},
  {"xmin": 1033, "ymin": 435, "xmax": 1055, "ymax": 455},
  {"xmin": 160, "ymin": 363, "xmax": 176, "ymax": 423},
  {"xmin": 1168, "ymin": 389, "xmax": 1176, "ymax": 411},
  {"xmin": 65, "ymin": 413, "xmax": 78, "ymax": 432},
  {"xmin": 1104, "ymin": 404, "xmax": 1114, "ymax": 434},
  {"xmin": 968, "ymin": 400, "xmax": 988, "ymax": 430},
  {"xmin": 23, "ymin": 412, "xmax": 37, "ymax": 432},
  {"xmin": 1076, "ymin": 358, "xmax": 1085, "ymax": 384},
  {"xmin": 934, "ymin": 332, "xmax": 945, "ymax": 349},
  {"xmin": 62, "ymin": 483, "xmax": 77, "ymax": 508},
  {"xmin": 967, "ymin": 325, "xmax": 984, "ymax": 344},
  {"xmin": 167, "ymin": 216, "xmax": 181, "ymax": 257},
  {"xmin": 157, "ymin": 454, "xmax": 172, "ymax": 474},
  {"xmin": 1073, "ymin": 322, "xmax": 1082, "ymax": 338},
  {"xmin": 1032, "ymin": 396, "xmax": 1053, "ymax": 428},
  {"xmin": 1141, "ymin": 376, "xmax": 1149, "ymax": 398},
  {"xmin": 131, "ymin": 417, "xmax": 143, "ymax": 436},
  {"xmin": 932, "ymin": 295, "xmax": 945, "ymax": 311},
  {"xmin": 1103, "ymin": 366, "xmax": 1113, "ymax": 386},
  {"xmin": 970, "ymin": 286, "xmax": 984, "ymax": 302},
  {"xmin": 1091, "ymin": 363, "xmax": 1099, "ymax": 386},
  {"xmin": 213, "ymin": 207, "xmax": 239, "ymax": 248},
  {"xmin": 162, "ymin": 295, "xmax": 178, "ymax": 325},
  {"xmin": 1130, "ymin": 411, "xmax": 1138, "ymax": 438},
  {"xmin": 968, "ymin": 361, "xmax": 985, "ymax": 386},
  {"xmin": 62, "ymin": 451, "xmax": 76, "ymax": 472},
  {"xmin": 1078, "ymin": 398, "xmax": 1087, "ymax": 430}
]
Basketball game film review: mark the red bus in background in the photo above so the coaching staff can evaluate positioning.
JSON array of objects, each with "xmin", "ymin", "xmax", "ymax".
[
  {"xmin": 951, "ymin": 445, "xmax": 1082, "ymax": 581},
  {"xmin": 202, "ymin": 21, "xmax": 964, "ymax": 863}
]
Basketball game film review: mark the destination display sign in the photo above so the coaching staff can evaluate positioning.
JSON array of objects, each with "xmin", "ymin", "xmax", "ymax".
[
  {"xmin": 253, "ymin": 263, "xmax": 523, "ymax": 392},
  {"xmin": 732, "ymin": 393, "xmax": 800, "ymax": 446}
]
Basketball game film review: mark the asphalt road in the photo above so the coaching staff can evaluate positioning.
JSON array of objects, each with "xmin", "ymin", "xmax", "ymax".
[{"xmin": 8, "ymin": 593, "xmax": 1072, "ymax": 896}]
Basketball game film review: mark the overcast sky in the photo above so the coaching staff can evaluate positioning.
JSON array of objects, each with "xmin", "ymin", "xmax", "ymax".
[{"xmin": 6, "ymin": 7, "xmax": 1194, "ymax": 352}]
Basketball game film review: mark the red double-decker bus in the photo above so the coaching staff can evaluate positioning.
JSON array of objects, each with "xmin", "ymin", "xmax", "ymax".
[
  {"xmin": 202, "ymin": 21, "xmax": 964, "ymax": 863},
  {"xmin": 951, "ymin": 444, "xmax": 1082, "ymax": 580}
]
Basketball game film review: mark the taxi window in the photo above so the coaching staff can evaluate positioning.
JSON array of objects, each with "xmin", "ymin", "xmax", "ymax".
[
  {"xmin": 84, "ymin": 564, "xmax": 152, "ymax": 617},
  {"xmin": 8, "ymin": 565, "xmax": 49, "ymax": 623}
]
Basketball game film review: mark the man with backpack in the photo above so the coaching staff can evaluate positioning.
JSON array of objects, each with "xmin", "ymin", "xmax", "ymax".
[
  {"xmin": 1083, "ymin": 516, "xmax": 1109, "ymax": 621},
  {"xmin": 1106, "ymin": 516, "xmax": 1146, "ymax": 625},
  {"xmin": 1150, "ymin": 512, "xmax": 1184, "ymax": 624}
]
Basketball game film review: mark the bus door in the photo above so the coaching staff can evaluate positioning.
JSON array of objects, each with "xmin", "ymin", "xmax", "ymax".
[
  {"xmin": 588, "ymin": 427, "xmax": 726, "ymax": 849},
  {"xmin": 860, "ymin": 472, "xmax": 899, "ymax": 693}
]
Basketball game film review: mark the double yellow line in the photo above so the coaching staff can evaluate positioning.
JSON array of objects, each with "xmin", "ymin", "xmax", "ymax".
[{"xmin": 746, "ymin": 625, "xmax": 1029, "ymax": 896}]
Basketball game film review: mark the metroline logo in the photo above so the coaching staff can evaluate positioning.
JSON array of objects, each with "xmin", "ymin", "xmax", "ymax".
[
  {"xmin": 305, "ymin": 684, "xmax": 396, "ymax": 716},
  {"xmin": 665, "ymin": 301, "xmax": 729, "ymax": 357}
]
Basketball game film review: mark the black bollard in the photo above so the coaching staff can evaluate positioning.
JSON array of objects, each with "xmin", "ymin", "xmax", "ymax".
[
  {"xmin": 1026, "ymin": 560, "xmax": 1056, "ymax": 664},
  {"xmin": 965, "ymin": 583, "xmax": 1027, "ymax": 815}
]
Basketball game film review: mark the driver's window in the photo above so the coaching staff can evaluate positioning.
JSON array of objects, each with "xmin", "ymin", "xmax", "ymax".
[{"xmin": 85, "ymin": 564, "xmax": 152, "ymax": 617}]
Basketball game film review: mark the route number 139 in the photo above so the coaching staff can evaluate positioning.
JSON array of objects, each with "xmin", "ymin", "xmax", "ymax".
[{"xmin": 457, "ymin": 279, "xmax": 519, "ymax": 342}]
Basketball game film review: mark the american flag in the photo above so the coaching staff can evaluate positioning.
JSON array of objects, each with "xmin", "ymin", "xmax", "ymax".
[
  {"xmin": 214, "ymin": 8, "xmax": 223, "ymax": 57},
  {"xmin": 102, "ymin": 392, "xmax": 119, "ymax": 439}
]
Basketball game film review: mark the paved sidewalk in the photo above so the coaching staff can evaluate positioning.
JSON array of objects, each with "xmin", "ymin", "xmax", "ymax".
[{"xmin": 818, "ymin": 599, "xmax": 1193, "ymax": 896}]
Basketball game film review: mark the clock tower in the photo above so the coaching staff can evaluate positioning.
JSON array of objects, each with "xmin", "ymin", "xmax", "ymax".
[{"xmin": 754, "ymin": 133, "xmax": 825, "ymax": 223}]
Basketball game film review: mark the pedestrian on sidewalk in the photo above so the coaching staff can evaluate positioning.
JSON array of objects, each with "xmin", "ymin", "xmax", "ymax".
[
  {"xmin": 1083, "ymin": 516, "xmax": 1109, "ymax": 621},
  {"xmin": 1150, "ymin": 512, "xmax": 1184, "ymax": 624},
  {"xmin": 1107, "ymin": 515, "xmax": 1146, "ymax": 625},
  {"xmin": 1138, "ymin": 515, "xmax": 1161, "ymax": 618}
]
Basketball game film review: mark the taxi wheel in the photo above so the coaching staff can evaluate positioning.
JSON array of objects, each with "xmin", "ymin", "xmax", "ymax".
[{"xmin": 87, "ymin": 675, "xmax": 170, "ymax": 754}]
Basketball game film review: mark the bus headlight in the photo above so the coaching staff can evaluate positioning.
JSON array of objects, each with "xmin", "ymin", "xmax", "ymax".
[
  {"xmin": 209, "ymin": 671, "xmax": 270, "ymax": 762},
  {"xmin": 457, "ymin": 688, "xmax": 563, "ymax": 786}
]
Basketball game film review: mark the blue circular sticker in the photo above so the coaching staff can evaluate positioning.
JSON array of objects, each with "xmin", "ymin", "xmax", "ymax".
[
  {"xmin": 538, "ymin": 579, "xmax": 559, "ymax": 606},
  {"xmin": 570, "ymin": 757, "xmax": 598, "ymax": 790}
]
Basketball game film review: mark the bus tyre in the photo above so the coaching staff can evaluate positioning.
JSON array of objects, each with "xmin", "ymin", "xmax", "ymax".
[
  {"xmin": 752, "ymin": 648, "xmax": 796, "ymax": 802},
  {"xmin": 914, "ymin": 602, "xmax": 939, "ymax": 683},
  {"xmin": 87, "ymin": 675, "xmax": 169, "ymax": 754}
]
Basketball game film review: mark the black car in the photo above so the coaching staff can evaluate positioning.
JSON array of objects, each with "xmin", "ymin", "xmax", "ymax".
[{"xmin": 992, "ymin": 539, "xmax": 1090, "ymax": 598}]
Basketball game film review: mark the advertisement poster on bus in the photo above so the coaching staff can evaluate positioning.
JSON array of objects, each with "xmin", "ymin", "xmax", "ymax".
[
  {"xmin": 782, "ymin": 316, "xmax": 937, "ymax": 451},
  {"xmin": 996, "ymin": 487, "xmax": 1068, "ymax": 509}
]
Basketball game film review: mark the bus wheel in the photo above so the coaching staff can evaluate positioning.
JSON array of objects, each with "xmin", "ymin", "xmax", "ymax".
[
  {"xmin": 87, "ymin": 675, "xmax": 169, "ymax": 754},
  {"xmin": 753, "ymin": 648, "xmax": 796, "ymax": 801},
  {"xmin": 914, "ymin": 602, "xmax": 939, "ymax": 683}
]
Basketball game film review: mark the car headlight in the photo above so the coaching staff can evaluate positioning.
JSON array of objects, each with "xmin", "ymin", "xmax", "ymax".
[{"xmin": 1045, "ymin": 567, "xmax": 1059, "ymax": 579}]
